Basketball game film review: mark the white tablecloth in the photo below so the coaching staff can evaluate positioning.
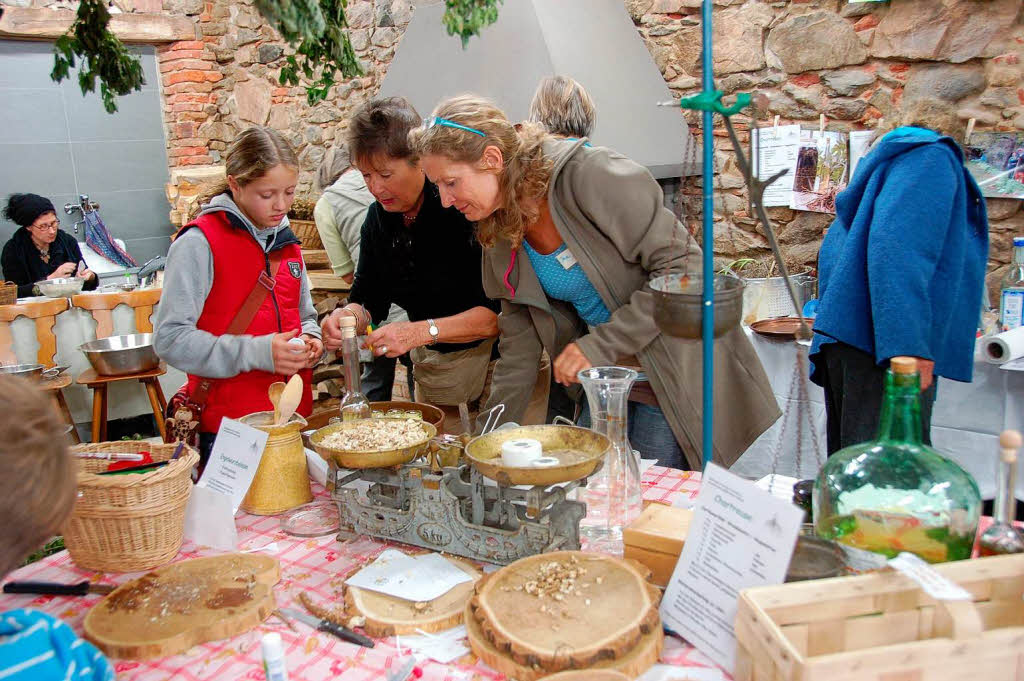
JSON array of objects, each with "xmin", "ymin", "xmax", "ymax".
[{"xmin": 729, "ymin": 327, "xmax": 1024, "ymax": 501}]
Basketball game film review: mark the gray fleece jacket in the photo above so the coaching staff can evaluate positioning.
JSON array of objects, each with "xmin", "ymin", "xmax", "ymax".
[{"xmin": 153, "ymin": 194, "xmax": 321, "ymax": 378}]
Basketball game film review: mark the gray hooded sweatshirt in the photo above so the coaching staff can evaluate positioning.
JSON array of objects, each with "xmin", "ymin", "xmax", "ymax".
[{"xmin": 153, "ymin": 194, "xmax": 321, "ymax": 378}]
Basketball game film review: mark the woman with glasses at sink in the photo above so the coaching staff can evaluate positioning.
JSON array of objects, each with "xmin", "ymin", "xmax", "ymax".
[{"xmin": 1, "ymin": 193, "xmax": 97, "ymax": 298}]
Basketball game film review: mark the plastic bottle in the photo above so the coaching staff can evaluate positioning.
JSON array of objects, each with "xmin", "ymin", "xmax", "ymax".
[
  {"xmin": 999, "ymin": 236, "xmax": 1024, "ymax": 331},
  {"xmin": 261, "ymin": 632, "xmax": 288, "ymax": 681}
]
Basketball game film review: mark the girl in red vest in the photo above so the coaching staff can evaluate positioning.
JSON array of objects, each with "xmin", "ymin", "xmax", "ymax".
[{"xmin": 154, "ymin": 127, "xmax": 324, "ymax": 464}]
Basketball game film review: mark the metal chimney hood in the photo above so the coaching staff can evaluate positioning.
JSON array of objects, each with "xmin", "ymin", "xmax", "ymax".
[{"xmin": 379, "ymin": 0, "xmax": 697, "ymax": 179}]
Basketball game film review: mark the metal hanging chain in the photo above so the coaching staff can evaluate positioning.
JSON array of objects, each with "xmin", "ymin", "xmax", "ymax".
[{"xmin": 768, "ymin": 342, "xmax": 823, "ymax": 482}]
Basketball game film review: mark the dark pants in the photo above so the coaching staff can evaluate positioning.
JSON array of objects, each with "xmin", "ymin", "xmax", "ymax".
[
  {"xmin": 361, "ymin": 352, "xmax": 415, "ymax": 402},
  {"xmin": 819, "ymin": 342, "xmax": 936, "ymax": 455}
]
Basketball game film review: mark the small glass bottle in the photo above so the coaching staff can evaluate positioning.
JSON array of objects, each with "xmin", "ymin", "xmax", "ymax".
[
  {"xmin": 337, "ymin": 315, "xmax": 371, "ymax": 422},
  {"xmin": 576, "ymin": 367, "xmax": 643, "ymax": 549},
  {"xmin": 814, "ymin": 357, "xmax": 982, "ymax": 563},
  {"xmin": 999, "ymin": 236, "xmax": 1024, "ymax": 331},
  {"xmin": 978, "ymin": 429, "xmax": 1024, "ymax": 556}
]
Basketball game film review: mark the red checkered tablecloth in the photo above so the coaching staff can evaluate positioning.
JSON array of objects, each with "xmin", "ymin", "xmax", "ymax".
[{"xmin": 0, "ymin": 467, "xmax": 723, "ymax": 680}]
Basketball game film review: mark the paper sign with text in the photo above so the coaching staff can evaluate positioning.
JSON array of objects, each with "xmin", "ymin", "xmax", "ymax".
[
  {"xmin": 197, "ymin": 418, "xmax": 268, "ymax": 513},
  {"xmin": 660, "ymin": 463, "xmax": 804, "ymax": 674}
]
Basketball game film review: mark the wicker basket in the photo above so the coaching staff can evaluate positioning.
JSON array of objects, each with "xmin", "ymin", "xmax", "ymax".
[
  {"xmin": 290, "ymin": 219, "xmax": 323, "ymax": 250},
  {"xmin": 63, "ymin": 441, "xmax": 199, "ymax": 573},
  {"xmin": 0, "ymin": 281, "xmax": 17, "ymax": 306}
]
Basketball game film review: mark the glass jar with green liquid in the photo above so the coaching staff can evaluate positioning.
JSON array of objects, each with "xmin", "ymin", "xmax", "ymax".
[{"xmin": 814, "ymin": 356, "xmax": 981, "ymax": 563}]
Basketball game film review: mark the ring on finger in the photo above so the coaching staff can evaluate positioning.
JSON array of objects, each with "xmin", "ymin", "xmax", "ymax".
[{"xmin": 379, "ymin": 345, "xmax": 389, "ymax": 355}]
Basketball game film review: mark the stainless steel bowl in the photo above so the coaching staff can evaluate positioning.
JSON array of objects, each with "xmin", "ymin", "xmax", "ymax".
[
  {"xmin": 0, "ymin": 363, "xmax": 61, "ymax": 381},
  {"xmin": 79, "ymin": 333, "xmax": 160, "ymax": 376},
  {"xmin": 35, "ymin": 277, "xmax": 85, "ymax": 298}
]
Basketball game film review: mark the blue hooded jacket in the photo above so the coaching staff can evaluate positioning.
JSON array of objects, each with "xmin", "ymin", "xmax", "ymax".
[{"xmin": 810, "ymin": 127, "xmax": 988, "ymax": 385}]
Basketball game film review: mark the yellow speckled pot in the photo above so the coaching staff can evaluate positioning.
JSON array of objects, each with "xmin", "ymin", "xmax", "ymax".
[{"xmin": 239, "ymin": 411, "xmax": 312, "ymax": 515}]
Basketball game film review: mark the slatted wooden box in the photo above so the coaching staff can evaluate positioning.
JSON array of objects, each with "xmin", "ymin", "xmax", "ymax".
[{"xmin": 735, "ymin": 554, "xmax": 1024, "ymax": 681}]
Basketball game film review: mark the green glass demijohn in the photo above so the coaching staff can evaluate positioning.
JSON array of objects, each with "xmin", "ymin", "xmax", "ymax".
[{"xmin": 813, "ymin": 356, "xmax": 981, "ymax": 563}]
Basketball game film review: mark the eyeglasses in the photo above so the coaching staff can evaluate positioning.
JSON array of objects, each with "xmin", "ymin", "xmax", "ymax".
[
  {"xmin": 423, "ymin": 116, "xmax": 486, "ymax": 137},
  {"xmin": 32, "ymin": 219, "xmax": 60, "ymax": 232}
]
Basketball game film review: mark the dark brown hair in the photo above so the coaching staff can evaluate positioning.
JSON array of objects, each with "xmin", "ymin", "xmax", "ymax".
[
  {"xmin": 347, "ymin": 97, "xmax": 422, "ymax": 167},
  {"xmin": 0, "ymin": 375, "xmax": 77, "ymax": 577},
  {"xmin": 191, "ymin": 126, "xmax": 298, "ymax": 219}
]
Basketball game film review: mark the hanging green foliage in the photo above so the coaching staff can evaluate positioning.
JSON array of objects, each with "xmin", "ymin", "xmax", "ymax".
[
  {"xmin": 442, "ymin": 0, "xmax": 502, "ymax": 48},
  {"xmin": 50, "ymin": 0, "xmax": 146, "ymax": 114},
  {"xmin": 48, "ymin": 0, "xmax": 504, "ymax": 113},
  {"xmin": 256, "ymin": 0, "xmax": 363, "ymax": 106}
]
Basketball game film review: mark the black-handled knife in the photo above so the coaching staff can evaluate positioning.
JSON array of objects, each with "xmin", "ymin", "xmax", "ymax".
[
  {"xmin": 3, "ymin": 580, "xmax": 116, "ymax": 596},
  {"xmin": 278, "ymin": 607, "xmax": 375, "ymax": 648}
]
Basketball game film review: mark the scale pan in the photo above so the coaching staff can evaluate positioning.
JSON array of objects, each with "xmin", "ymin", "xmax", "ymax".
[{"xmin": 650, "ymin": 272, "xmax": 744, "ymax": 339}]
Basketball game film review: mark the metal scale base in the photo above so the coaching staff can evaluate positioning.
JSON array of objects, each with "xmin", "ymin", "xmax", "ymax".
[{"xmin": 331, "ymin": 462, "xmax": 587, "ymax": 565}]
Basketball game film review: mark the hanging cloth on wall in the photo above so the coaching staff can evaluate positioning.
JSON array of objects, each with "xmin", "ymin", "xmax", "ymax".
[{"xmin": 83, "ymin": 211, "xmax": 137, "ymax": 268}]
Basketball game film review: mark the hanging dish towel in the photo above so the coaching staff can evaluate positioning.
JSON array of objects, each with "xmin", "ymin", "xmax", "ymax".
[{"xmin": 84, "ymin": 211, "xmax": 137, "ymax": 268}]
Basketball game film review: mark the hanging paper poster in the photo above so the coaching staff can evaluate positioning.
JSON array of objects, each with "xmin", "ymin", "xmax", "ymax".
[
  {"xmin": 789, "ymin": 130, "xmax": 850, "ymax": 214},
  {"xmin": 964, "ymin": 131, "xmax": 1024, "ymax": 200},
  {"xmin": 849, "ymin": 130, "xmax": 874, "ymax": 180},
  {"xmin": 752, "ymin": 124, "xmax": 800, "ymax": 207}
]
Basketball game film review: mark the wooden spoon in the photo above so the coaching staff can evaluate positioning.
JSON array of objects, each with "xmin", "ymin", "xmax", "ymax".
[
  {"xmin": 275, "ymin": 374, "xmax": 303, "ymax": 425},
  {"xmin": 268, "ymin": 381, "xmax": 286, "ymax": 424}
]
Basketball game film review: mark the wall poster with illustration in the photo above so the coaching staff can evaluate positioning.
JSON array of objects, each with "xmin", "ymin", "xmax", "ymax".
[
  {"xmin": 964, "ymin": 132, "xmax": 1024, "ymax": 200},
  {"xmin": 789, "ymin": 130, "xmax": 850, "ymax": 214}
]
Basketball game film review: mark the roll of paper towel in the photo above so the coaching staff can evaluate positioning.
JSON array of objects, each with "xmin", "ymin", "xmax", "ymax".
[{"xmin": 982, "ymin": 326, "xmax": 1024, "ymax": 364}]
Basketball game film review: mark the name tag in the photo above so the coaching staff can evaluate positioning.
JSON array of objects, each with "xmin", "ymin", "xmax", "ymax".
[{"xmin": 555, "ymin": 249, "xmax": 578, "ymax": 270}]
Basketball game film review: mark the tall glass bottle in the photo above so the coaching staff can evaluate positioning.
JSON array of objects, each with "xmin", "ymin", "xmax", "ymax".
[
  {"xmin": 978, "ymin": 429, "xmax": 1024, "ymax": 556},
  {"xmin": 576, "ymin": 367, "xmax": 643, "ymax": 548},
  {"xmin": 999, "ymin": 236, "xmax": 1024, "ymax": 331},
  {"xmin": 337, "ymin": 316, "xmax": 371, "ymax": 421},
  {"xmin": 814, "ymin": 357, "xmax": 981, "ymax": 563}
]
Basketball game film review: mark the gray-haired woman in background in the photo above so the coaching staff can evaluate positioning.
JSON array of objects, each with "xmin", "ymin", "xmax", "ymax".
[{"xmin": 529, "ymin": 75, "xmax": 596, "ymax": 139}]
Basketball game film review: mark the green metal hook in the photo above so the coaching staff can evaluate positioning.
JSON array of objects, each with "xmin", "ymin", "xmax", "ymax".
[{"xmin": 676, "ymin": 91, "xmax": 751, "ymax": 116}]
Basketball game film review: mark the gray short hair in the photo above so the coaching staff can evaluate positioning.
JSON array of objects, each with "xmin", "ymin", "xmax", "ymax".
[
  {"xmin": 316, "ymin": 144, "xmax": 353, "ymax": 192},
  {"xmin": 528, "ymin": 76, "xmax": 596, "ymax": 139}
]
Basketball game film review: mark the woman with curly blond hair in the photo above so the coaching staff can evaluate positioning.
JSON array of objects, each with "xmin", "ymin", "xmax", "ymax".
[{"xmin": 410, "ymin": 95, "xmax": 778, "ymax": 469}]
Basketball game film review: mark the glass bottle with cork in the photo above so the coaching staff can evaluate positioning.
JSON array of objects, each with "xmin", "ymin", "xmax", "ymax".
[
  {"xmin": 999, "ymin": 236, "xmax": 1024, "ymax": 331},
  {"xmin": 337, "ymin": 315, "xmax": 371, "ymax": 422},
  {"xmin": 978, "ymin": 429, "xmax": 1024, "ymax": 556},
  {"xmin": 814, "ymin": 356, "xmax": 981, "ymax": 563}
]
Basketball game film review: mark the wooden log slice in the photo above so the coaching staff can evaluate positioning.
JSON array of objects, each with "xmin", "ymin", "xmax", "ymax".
[
  {"xmin": 465, "ymin": 600, "xmax": 663, "ymax": 681},
  {"xmin": 84, "ymin": 554, "xmax": 279, "ymax": 659},
  {"xmin": 470, "ymin": 551, "xmax": 662, "ymax": 673},
  {"xmin": 345, "ymin": 554, "xmax": 481, "ymax": 637}
]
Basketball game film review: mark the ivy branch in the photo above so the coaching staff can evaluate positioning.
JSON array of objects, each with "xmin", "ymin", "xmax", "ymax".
[
  {"xmin": 442, "ymin": 0, "xmax": 502, "ymax": 48},
  {"xmin": 50, "ymin": 0, "xmax": 146, "ymax": 114}
]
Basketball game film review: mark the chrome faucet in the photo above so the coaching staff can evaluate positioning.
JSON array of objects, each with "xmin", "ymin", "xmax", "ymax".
[{"xmin": 63, "ymin": 194, "xmax": 100, "ymax": 235}]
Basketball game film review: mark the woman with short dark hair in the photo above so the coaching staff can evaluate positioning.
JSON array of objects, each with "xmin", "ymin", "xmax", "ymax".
[
  {"xmin": 320, "ymin": 97, "xmax": 503, "ymax": 433},
  {"xmin": 1, "ymin": 193, "xmax": 98, "ymax": 297}
]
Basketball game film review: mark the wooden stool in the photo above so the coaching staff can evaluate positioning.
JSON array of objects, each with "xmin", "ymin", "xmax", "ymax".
[
  {"xmin": 0, "ymin": 297, "xmax": 79, "ymax": 442},
  {"xmin": 72, "ymin": 289, "xmax": 167, "ymax": 442}
]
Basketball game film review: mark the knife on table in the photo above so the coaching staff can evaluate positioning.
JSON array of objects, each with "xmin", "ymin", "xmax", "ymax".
[
  {"xmin": 278, "ymin": 607, "xmax": 375, "ymax": 648},
  {"xmin": 3, "ymin": 581, "xmax": 116, "ymax": 596}
]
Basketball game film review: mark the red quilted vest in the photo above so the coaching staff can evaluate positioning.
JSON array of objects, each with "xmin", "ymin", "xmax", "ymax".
[{"xmin": 180, "ymin": 211, "xmax": 312, "ymax": 433}]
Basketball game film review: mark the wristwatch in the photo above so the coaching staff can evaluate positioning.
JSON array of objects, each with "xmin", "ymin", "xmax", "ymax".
[{"xmin": 427, "ymin": 319, "xmax": 439, "ymax": 345}]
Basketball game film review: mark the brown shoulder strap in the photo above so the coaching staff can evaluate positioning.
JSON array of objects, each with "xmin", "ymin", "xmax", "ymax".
[{"xmin": 193, "ymin": 250, "xmax": 286, "ymax": 406}]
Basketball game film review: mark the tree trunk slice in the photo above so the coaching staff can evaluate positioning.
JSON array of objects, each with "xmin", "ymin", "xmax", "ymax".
[
  {"xmin": 470, "ymin": 551, "xmax": 662, "ymax": 673},
  {"xmin": 543, "ymin": 671, "xmax": 632, "ymax": 681},
  {"xmin": 345, "ymin": 554, "xmax": 481, "ymax": 637},
  {"xmin": 83, "ymin": 554, "xmax": 279, "ymax": 659},
  {"xmin": 465, "ymin": 600, "xmax": 663, "ymax": 681}
]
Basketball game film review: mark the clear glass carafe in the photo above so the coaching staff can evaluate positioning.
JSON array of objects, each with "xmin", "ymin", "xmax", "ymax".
[{"xmin": 576, "ymin": 367, "xmax": 643, "ymax": 548}]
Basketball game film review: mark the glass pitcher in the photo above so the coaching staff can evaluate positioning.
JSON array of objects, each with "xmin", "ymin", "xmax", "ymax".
[{"xmin": 576, "ymin": 367, "xmax": 644, "ymax": 548}]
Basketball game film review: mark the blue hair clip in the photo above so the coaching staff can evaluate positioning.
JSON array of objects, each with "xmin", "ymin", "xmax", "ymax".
[{"xmin": 424, "ymin": 116, "xmax": 486, "ymax": 137}]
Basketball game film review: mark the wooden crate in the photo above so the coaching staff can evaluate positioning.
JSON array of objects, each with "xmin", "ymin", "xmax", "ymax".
[{"xmin": 735, "ymin": 554, "xmax": 1024, "ymax": 681}]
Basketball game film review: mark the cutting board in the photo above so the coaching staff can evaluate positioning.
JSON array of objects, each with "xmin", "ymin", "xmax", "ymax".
[
  {"xmin": 469, "ymin": 551, "xmax": 662, "ymax": 675},
  {"xmin": 345, "ymin": 554, "xmax": 481, "ymax": 637},
  {"xmin": 83, "ymin": 554, "xmax": 279, "ymax": 659}
]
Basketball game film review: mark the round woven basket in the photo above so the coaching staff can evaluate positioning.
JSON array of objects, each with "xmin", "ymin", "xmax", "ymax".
[{"xmin": 63, "ymin": 441, "xmax": 198, "ymax": 573}]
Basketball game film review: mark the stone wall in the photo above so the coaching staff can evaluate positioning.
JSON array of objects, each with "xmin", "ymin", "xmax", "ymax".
[
  {"xmin": 3, "ymin": 0, "xmax": 1022, "ymax": 294},
  {"xmin": 632, "ymin": 0, "xmax": 1023, "ymax": 297}
]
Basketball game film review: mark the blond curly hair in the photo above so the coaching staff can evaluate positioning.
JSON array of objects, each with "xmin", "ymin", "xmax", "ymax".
[{"xmin": 408, "ymin": 95, "xmax": 552, "ymax": 249}]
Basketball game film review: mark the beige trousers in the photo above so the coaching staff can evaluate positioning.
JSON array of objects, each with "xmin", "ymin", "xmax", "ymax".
[{"xmin": 416, "ymin": 354, "xmax": 551, "ymax": 435}]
